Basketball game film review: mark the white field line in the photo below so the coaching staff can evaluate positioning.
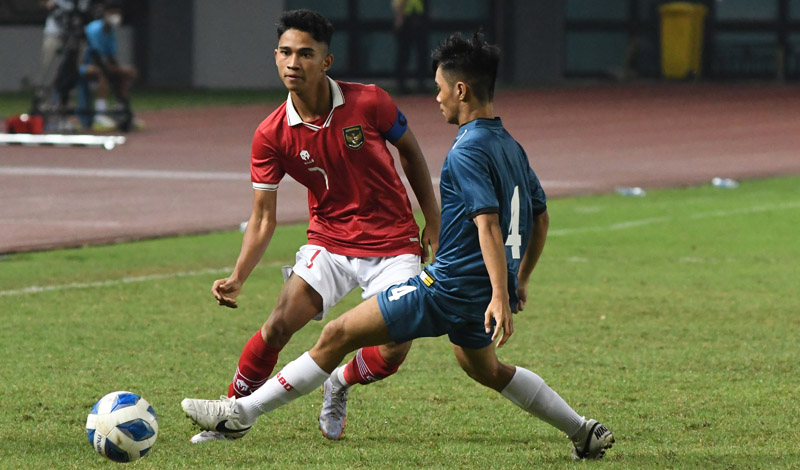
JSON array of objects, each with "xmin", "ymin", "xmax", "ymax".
[
  {"xmin": 0, "ymin": 267, "xmax": 233, "ymax": 298},
  {"xmin": 550, "ymin": 201, "xmax": 800, "ymax": 237},
  {"xmin": 2, "ymin": 201, "xmax": 797, "ymax": 299}
]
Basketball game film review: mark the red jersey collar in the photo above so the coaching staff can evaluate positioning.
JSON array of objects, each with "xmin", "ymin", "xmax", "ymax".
[{"xmin": 286, "ymin": 76, "xmax": 345, "ymax": 129}]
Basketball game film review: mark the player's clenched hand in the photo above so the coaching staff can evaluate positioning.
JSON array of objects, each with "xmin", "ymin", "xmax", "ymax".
[
  {"xmin": 211, "ymin": 278, "xmax": 242, "ymax": 309},
  {"xmin": 485, "ymin": 296, "xmax": 514, "ymax": 348},
  {"xmin": 515, "ymin": 283, "xmax": 529, "ymax": 313}
]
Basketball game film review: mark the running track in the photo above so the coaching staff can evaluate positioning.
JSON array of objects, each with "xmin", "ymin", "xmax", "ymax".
[{"xmin": 2, "ymin": 83, "xmax": 799, "ymax": 254}]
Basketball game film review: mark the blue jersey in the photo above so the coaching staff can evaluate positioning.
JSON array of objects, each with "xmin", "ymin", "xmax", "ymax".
[
  {"xmin": 83, "ymin": 19, "xmax": 117, "ymax": 65},
  {"xmin": 425, "ymin": 118, "xmax": 546, "ymax": 318}
]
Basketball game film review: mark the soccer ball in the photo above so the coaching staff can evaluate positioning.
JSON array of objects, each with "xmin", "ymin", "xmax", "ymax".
[{"xmin": 86, "ymin": 391, "xmax": 158, "ymax": 463}]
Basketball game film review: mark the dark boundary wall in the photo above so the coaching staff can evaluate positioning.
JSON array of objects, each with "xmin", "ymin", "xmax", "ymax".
[
  {"xmin": 144, "ymin": 0, "xmax": 194, "ymax": 87},
  {"xmin": 504, "ymin": 0, "xmax": 566, "ymax": 84}
]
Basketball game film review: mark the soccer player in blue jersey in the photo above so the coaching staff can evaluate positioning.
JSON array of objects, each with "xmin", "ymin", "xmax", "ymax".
[{"xmin": 182, "ymin": 31, "xmax": 615, "ymax": 460}]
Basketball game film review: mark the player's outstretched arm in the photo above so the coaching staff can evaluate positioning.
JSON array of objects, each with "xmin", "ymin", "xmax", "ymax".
[
  {"xmin": 212, "ymin": 189, "xmax": 278, "ymax": 308},
  {"xmin": 516, "ymin": 210, "xmax": 549, "ymax": 312},
  {"xmin": 393, "ymin": 128, "xmax": 441, "ymax": 263},
  {"xmin": 473, "ymin": 213, "xmax": 514, "ymax": 348}
]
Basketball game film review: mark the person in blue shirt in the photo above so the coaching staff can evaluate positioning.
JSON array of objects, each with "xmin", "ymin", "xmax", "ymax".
[
  {"xmin": 80, "ymin": 1, "xmax": 137, "ymax": 128},
  {"xmin": 182, "ymin": 31, "xmax": 615, "ymax": 461}
]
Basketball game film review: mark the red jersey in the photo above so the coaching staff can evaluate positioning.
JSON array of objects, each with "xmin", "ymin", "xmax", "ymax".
[{"xmin": 251, "ymin": 78, "xmax": 421, "ymax": 258}]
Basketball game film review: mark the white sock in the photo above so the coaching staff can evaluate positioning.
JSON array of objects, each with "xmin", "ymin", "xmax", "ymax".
[
  {"xmin": 236, "ymin": 352, "xmax": 329, "ymax": 423},
  {"xmin": 500, "ymin": 366, "xmax": 585, "ymax": 439},
  {"xmin": 332, "ymin": 365, "xmax": 349, "ymax": 386},
  {"xmin": 95, "ymin": 99, "xmax": 107, "ymax": 113}
]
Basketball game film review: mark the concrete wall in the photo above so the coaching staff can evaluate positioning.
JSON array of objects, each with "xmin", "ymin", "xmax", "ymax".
[
  {"xmin": 191, "ymin": 0, "xmax": 283, "ymax": 88},
  {"xmin": 511, "ymin": 0, "xmax": 566, "ymax": 84},
  {"xmin": 0, "ymin": 1, "xmax": 565, "ymax": 92},
  {"xmin": 0, "ymin": 26, "xmax": 135, "ymax": 92},
  {"xmin": 146, "ymin": 0, "xmax": 194, "ymax": 87},
  {"xmin": 0, "ymin": 26, "xmax": 42, "ymax": 91},
  {"xmin": 0, "ymin": 0, "xmax": 284, "ymax": 91}
]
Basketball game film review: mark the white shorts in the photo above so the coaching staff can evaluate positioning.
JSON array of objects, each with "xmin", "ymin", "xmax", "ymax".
[{"xmin": 284, "ymin": 245, "xmax": 421, "ymax": 321}]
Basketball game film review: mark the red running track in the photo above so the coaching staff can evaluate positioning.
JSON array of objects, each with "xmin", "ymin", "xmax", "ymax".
[{"xmin": 1, "ymin": 83, "xmax": 799, "ymax": 254}]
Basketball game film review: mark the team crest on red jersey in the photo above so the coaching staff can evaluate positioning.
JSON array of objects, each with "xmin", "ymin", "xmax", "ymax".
[{"xmin": 343, "ymin": 125, "xmax": 365, "ymax": 150}]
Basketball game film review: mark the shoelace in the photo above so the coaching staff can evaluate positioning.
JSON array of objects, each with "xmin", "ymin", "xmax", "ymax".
[
  {"xmin": 199, "ymin": 396, "xmax": 236, "ymax": 417},
  {"xmin": 326, "ymin": 384, "xmax": 348, "ymax": 417}
]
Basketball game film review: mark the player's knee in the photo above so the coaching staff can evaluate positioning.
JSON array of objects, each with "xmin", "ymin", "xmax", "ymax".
[
  {"xmin": 321, "ymin": 317, "xmax": 347, "ymax": 343},
  {"xmin": 316, "ymin": 318, "xmax": 351, "ymax": 354},
  {"xmin": 459, "ymin": 361, "xmax": 486, "ymax": 386},
  {"xmin": 379, "ymin": 341, "xmax": 411, "ymax": 364}
]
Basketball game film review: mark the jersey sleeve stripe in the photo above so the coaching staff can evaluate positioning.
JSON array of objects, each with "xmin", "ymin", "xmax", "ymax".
[
  {"xmin": 466, "ymin": 206, "xmax": 500, "ymax": 220},
  {"xmin": 253, "ymin": 182, "xmax": 279, "ymax": 191}
]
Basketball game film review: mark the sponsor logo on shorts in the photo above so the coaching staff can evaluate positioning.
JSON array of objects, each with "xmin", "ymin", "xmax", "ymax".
[{"xmin": 420, "ymin": 269, "xmax": 435, "ymax": 287}]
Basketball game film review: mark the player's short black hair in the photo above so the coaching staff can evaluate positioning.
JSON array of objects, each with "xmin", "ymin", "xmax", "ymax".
[
  {"xmin": 277, "ymin": 9, "xmax": 334, "ymax": 47},
  {"xmin": 431, "ymin": 31, "xmax": 500, "ymax": 103}
]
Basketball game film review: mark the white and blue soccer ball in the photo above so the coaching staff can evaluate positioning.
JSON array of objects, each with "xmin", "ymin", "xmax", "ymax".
[{"xmin": 86, "ymin": 391, "xmax": 158, "ymax": 463}]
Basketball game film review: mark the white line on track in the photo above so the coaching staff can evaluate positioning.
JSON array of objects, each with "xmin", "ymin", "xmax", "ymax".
[
  {"xmin": 0, "ymin": 166, "xmax": 248, "ymax": 181},
  {"xmin": 0, "ymin": 166, "xmax": 445, "ymax": 188},
  {"xmin": 0, "ymin": 218, "xmax": 123, "ymax": 228},
  {"xmin": 2, "ymin": 200, "xmax": 797, "ymax": 298},
  {"xmin": 1, "ymin": 166, "xmax": 579, "ymax": 190}
]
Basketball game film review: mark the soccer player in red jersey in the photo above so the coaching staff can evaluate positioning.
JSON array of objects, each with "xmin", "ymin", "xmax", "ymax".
[
  {"xmin": 182, "ymin": 31, "xmax": 614, "ymax": 461},
  {"xmin": 187, "ymin": 9, "xmax": 440, "ymax": 444}
]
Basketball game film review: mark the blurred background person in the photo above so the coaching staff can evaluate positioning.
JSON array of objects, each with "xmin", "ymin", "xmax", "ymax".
[
  {"xmin": 36, "ymin": 0, "xmax": 91, "ymax": 92},
  {"xmin": 80, "ymin": 0, "xmax": 138, "ymax": 130},
  {"xmin": 392, "ymin": 0, "xmax": 428, "ymax": 94}
]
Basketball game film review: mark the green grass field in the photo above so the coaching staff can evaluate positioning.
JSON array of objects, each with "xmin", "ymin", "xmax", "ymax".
[{"xmin": 1, "ymin": 176, "xmax": 798, "ymax": 469}]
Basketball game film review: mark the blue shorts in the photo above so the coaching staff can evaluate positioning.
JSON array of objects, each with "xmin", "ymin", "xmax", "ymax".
[{"xmin": 377, "ymin": 273, "xmax": 494, "ymax": 350}]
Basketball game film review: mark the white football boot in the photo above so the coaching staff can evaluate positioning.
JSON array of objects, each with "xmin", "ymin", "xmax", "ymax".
[
  {"xmin": 319, "ymin": 375, "xmax": 349, "ymax": 440},
  {"xmin": 181, "ymin": 395, "xmax": 252, "ymax": 440},
  {"xmin": 571, "ymin": 419, "xmax": 615, "ymax": 460}
]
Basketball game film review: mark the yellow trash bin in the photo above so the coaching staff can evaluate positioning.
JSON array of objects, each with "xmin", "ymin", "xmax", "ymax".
[{"xmin": 659, "ymin": 2, "xmax": 708, "ymax": 79}]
